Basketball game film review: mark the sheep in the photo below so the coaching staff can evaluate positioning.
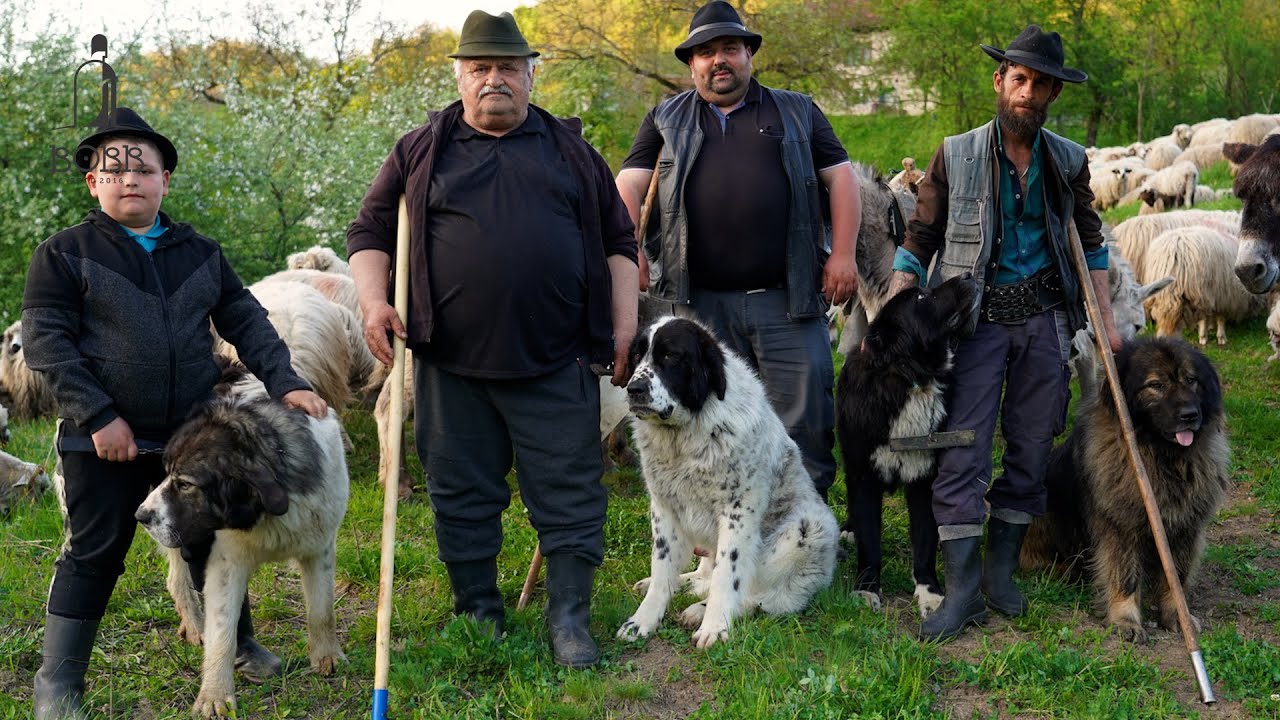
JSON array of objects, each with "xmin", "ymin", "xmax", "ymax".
[
  {"xmin": 1267, "ymin": 297, "xmax": 1280, "ymax": 361},
  {"xmin": 1225, "ymin": 113, "xmax": 1280, "ymax": 146},
  {"xmin": 1089, "ymin": 160, "xmax": 1151, "ymax": 211},
  {"xmin": 0, "ymin": 321, "xmax": 57, "ymax": 421},
  {"xmin": 218, "ymin": 281, "xmax": 357, "ymax": 412},
  {"xmin": 1188, "ymin": 120, "xmax": 1231, "ymax": 148},
  {"xmin": 1137, "ymin": 185, "xmax": 1227, "ymax": 215},
  {"xmin": 257, "ymin": 268, "xmax": 360, "ymax": 318},
  {"xmin": 1143, "ymin": 227, "xmax": 1266, "ymax": 345},
  {"xmin": 1112, "ymin": 210, "xmax": 1240, "ymax": 282},
  {"xmin": 285, "ymin": 245, "xmax": 351, "ymax": 275},
  {"xmin": 1174, "ymin": 143, "xmax": 1226, "ymax": 170},
  {"xmin": 1142, "ymin": 138, "xmax": 1185, "ymax": 171},
  {"xmin": 1087, "ymin": 145, "xmax": 1135, "ymax": 163},
  {"xmin": 887, "ymin": 157, "xmax": 924, "ymax": 195},
  {"xmin": 1138, "ymin": 160, "xmax": 1199, "ymax": 210},
  {"xmin": 0, "ymin": 446, "xmax": 50, "ymax": 517},
  {"xmin": 1070, "ymin": 246, "xmax": 1173, "ymax": 398}
]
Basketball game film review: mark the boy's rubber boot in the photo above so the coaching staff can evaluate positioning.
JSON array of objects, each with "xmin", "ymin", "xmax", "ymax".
[
  {"xmin": 918, "ymin": 537, "xmax": 988, "ymax": 642},
  {"xmin": 446, "ymin": 559, "xmax": 506, "ymax": 639},
  {"xmin": 981, "ymin": 518, "xmax": 1030, "ymax": 617},
  {"xmin": 33, "ymin": 614, "xmax": 98, "ymax": 720},
  {"xmin": 235, "ymin": 593, "xmax": 284, "ymax": 681},
  {"xmin": 545, "ymin": 554, "xmax": 599, "ymax": 668}
]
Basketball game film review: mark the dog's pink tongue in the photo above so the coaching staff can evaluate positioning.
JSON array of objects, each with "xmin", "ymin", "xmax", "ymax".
[{"xmin": 1176, "ymin": 430, "xmax": 1195, "ymax": 447}]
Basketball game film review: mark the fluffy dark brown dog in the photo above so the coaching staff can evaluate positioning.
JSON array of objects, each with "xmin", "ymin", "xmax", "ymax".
[{"xmin": 1022, "ymin": 337, "xmax": 1229, "ymax": 641}]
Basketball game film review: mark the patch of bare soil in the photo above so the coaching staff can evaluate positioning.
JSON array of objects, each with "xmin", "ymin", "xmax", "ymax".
[{"xmin": 605, "ymin": 639, "xmax": 710, "ymax": 720}]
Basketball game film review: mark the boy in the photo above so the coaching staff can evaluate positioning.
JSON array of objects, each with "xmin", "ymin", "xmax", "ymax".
[{"xmin": 22, "ymin": 107, "xmax": 327, "ymax": 719}]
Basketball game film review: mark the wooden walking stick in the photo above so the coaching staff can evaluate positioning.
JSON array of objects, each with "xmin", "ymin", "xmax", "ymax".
[
  {"xmin": 1066, "ymin": 222, "xmax": 1216, "ymax": 704},
  {"xmin": 516, "ymin": 163, "xmax": 663, "ymax": 611},
  {"xmin": 372, "ymin": 195, "xmax": 411, "ymax": 720}
]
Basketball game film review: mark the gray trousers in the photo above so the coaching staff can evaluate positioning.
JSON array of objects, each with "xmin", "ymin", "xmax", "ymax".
[
  {"xmin": 675, "ymin": 287, "xmax": 837, "ymax": 497},
  {"xmin": 413, "ymin": 358, "xmax": 607, "ymax": 565},
  {"xmin": 932, "ymin": 310, "xmax": 1073, "ymax": 529}
]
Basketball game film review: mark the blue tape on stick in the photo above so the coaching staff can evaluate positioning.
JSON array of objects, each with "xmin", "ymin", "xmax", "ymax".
[{"xmin": 372, "ymin": 688, "xmax": 389, "ymax": 720}]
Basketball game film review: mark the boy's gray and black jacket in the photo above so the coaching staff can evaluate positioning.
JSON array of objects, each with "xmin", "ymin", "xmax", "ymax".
[{"xmin": 22, "ymin": 209, "xmax": 311, "ymax": 439}]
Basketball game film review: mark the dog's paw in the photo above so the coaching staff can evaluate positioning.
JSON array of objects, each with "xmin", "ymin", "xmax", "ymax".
[
  {"xmin": 191, "ymin": 689, "xmax": 236, "ymax": 718},
  {"xmin": 678, "ymin": 601, "xmax": 707, "ymax": 630},
  {"xmin": 632, "ymin": 576, "xmax": 652, "ymax": 595},
  {"xmin": 1159, "ymin": 609, "xmax": 1201, "ymax": 634},
  {"xmin": 177, "ymin": 617, "xmax": 204, "ymax": 646},
  {"xmin": 691, "ymin": 618, "xmax": 728, "ymax": 649},
  {"xmin": 1111, "ymin": 616, "xmax": 1149, "ymax": 643},
  {"xmin": 616, "ymin": 616, "xmax": 656, "ymax": 642},
  {"xmin": 913, "ymin": 584, "xmax": 944, "ymax": 618},
  {"xmin": 855, "ymin": 590, "xmax": 883, "ymax": 612},
  {"xmin": 310, "ymin": 649, "xmax": 346, "ymax": 676}
]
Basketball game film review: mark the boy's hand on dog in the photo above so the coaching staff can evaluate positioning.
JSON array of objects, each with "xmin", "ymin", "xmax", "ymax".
[
  {"xmin": 283, "ymin": 389, "xmax": 328, "ymax": 418},
  {"xmin": 92, "ymin": 417, "xmax": 137, "ymax": 462}
]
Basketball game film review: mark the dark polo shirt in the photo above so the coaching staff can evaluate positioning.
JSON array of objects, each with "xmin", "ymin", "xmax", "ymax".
[
  {"xmin": 419, "ymin": 110, "xmax": 588, "ymax": 378},
  {"xmin": 622, "ymin": 79, "xmax": 849, "ymax": 290}
]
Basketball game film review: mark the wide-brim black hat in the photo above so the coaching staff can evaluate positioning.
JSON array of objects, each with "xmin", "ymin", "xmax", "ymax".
[
  {"xmin": 674, "ymin": 1, "xmax": 762, "ymax": 64},
  {"xmin": 74, "ymin": 106, "xmax": 178, "ymax": 173},
  {"xmin": 448, "ymin": 10, "xmax": 540, "ymax": 58},
  {"xmin": 981, "ymin": 24, "xmax": 1087, "ymax": 84}
]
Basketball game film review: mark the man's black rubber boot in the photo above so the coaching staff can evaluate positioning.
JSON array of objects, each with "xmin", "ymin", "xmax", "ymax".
[
  {"xmin": 919, "ymin": 537, "xmax": 988, "ymax": 642},
  {"xmin": 981, "ymin": 517, "xmax": 1030, "ymax": 617},
  {"xmin": 33, "ymin": 614, "xmax": 99, "ymax": 720},
  {"xmin": 544, "ymin": 554, "xmax": 599, "ymax": 668},
  {"xmin": 446, "ymin": 559, "xmax": 506, "ymax": 639}
]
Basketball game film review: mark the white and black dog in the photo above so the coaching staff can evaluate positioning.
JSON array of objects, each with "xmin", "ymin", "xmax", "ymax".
[
  {"xmin": 835, "ymin": 274, "xmax": 978, "ymax": 617},
  {"xmin": 135, "ymin": 366, "xmax": 348, "ymax": 719},
  {"xmin": 617, "ymin": 317, "xmax": 838, "ymax": 649}
]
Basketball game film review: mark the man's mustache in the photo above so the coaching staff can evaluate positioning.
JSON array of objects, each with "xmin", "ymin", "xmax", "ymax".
[{"xmin": 479, "ymin": 85, "xmax": 514, "ymax": 98}]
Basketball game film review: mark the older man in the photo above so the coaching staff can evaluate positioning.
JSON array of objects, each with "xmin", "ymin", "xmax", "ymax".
[
  {"xmin": 347, "ymin": 11, "xmax": 637, "ymax": 668},
  {"xmin": 616, "ymin": 0, "xmax": 861, "ymax": 502}
]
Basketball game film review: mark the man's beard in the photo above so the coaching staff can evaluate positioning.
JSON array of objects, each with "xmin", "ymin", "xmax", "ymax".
[
  {"xmin": 997, "ymin": 93, "xmax": 1048, "ymax": 140},
  {"xmin": 706, "ymin": 63, "xmax": 745, "ymax": 96}
]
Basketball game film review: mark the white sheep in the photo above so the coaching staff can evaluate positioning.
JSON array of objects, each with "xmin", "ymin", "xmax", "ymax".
[
  {"xmin": 1174, "ymin": 143, "xmax": 1226, "ymax": 170},
  {"xmin": 1087, "ymin": 145, "xmax": 1135, "ymax": 163},
  {"xmin": 257, "ymin": 268, "xmax": 360, "ymax": 318},
  {"xmin": 1089, "ymin": 159, "xmax": 1151, "ymax": 211},
  {"xmin": 1138, "ymin": 185, "xmax": 1227, "ymax": 215},
  {"xmin": 1113, "ymin": 210, "xmax": 1240, "ymax": 282},
  {"xmin": 285, "ymin": 245, "xmax": 351, "ymax": 275},
  {"xmin": 1189, "ymin": 120, "xmax": 1231, "ymax": 148},
  {"xmin": 0, "ymin": 321, "xmax": 57, "ymax": 421},
  {"xmin": 219, "ymin": 281, "xmax": 358, "ymax": 411},
  {"xmin": 1142, "ymin": 138, "xmax": 1184, "ymax": 171},
  {"xmin": 0, "ymin": 445, "xmax": 51, "ymax": 517},
  {"xmin": 1266, "ymin": 296, "xmax": 1280, "ymax": 361},
  {"xmin": 1143, "ymin": 227, "xmax": 1266, "ymax": 345},
  {"xmin": 1139, "ymin": 160, "xmax": 1199, "ymax": 210},
  {"xmin": 1225, "ymin": 113, "xmax": 1280, "ymax": 146}
]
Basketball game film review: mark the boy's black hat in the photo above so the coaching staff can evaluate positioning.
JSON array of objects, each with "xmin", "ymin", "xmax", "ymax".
[
  {"xmin": 981, "ymin": 24, "xmax": 1087, "ymax": 83},
  {"xmin": 447, "ymin": 11, "xmax": 540, "ymax": 58},
  {"xmin": 74, "ymin": 107, "xmax": 179, "ymax": 173},
  {"xmin": 674, "ymin": 1, "xmax": 762, "ymax": 64}
]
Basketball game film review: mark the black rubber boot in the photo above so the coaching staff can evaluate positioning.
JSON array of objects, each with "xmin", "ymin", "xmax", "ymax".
[
  {"xmin": 33, "ymin": 614, "xmax": 99, "ymax": 720},
  {"xmin": 445, "ymin": 559, "xmax": 505, "ymax": 639},
  {"xmin": 544, "ymin": 554, "xmax": 599, "ymax": 668},
  {"xmin": 918, "ymin": 537, "xmax": 988, "ymax": 642},
  {"xmin": 981, "ymin": 518, "xmax": 1030, "ymax": 617},
  {"xmin": 234, "ymin": 594, "xmax": 283, "ymax": 681}
]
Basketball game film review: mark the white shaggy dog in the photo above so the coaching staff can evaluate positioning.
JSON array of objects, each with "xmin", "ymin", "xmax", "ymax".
[
  {"xmin": 617, "ymin": 317, "xmax": 838, "ymax": 649},
  {"xmin": 135, "ymin": 367, "xmax": 348, "ymax": 718}
]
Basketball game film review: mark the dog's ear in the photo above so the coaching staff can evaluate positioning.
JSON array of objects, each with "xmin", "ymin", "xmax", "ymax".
[
  {"xmin": 245, "ymin": 465, "xmax": 289, "ymax": 516},
  {"xmin": 1191, "ymin": 347, "xmax": 1223, "ymax": 418},
  {"xmin": 697, "ymin": 329, "xmax": 728, "ymax": 403}
]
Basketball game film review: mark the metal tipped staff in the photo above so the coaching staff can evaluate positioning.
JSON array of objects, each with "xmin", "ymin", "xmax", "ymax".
[
  {"xmin": 372, "ymin": 195, "xmax": 411, "ymax": 720},
  {"xmin": 1066, "ymin": 222, "xmax": 1216, "ymax": 704},
  {"xmin": 516, "ymin": 163, "xmax": 662, "ymax": 610}
]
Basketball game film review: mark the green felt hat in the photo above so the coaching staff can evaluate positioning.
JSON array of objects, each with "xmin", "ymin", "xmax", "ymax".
[{"xmin": 448, "ymin": 11, "xmax": 540, "ymax": 58}]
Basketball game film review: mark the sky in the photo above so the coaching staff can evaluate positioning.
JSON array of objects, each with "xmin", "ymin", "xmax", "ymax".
[{"xmin": 16, "ymin": 0, "xmax": 533, "ymax": 58}]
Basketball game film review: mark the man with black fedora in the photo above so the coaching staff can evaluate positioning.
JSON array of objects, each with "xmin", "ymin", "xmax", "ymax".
[
  {"xmin": 348, "ymin": 10, "xmax": 638, "ymax": 668},
  {"xmin": 886, "ymin": 24, "xmax": 1122, "ymax": 641},
  {"xmin": 617, "ymin": 0, "xmax": 862, "ymax": 504}
]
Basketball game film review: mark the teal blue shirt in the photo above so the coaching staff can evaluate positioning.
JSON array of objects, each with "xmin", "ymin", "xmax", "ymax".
[
  {"xmin": 892, "ymin": 124, "xmax": 1107, "ymax": 285},
  {"xmin": 118, "ymin": 217, "xmax": 167, "ymax": 253}
]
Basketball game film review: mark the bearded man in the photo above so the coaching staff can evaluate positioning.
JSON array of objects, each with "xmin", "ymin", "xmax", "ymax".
[{"xmin": 885, "ymin": 25, "xmax": 1123, "ymax": 641}]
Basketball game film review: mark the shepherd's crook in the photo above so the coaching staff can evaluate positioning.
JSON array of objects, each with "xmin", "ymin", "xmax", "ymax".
[
  {"xmin": 1066, "ymin": 222, "xmax": 1216, "ymax": 704},
  {"xmin": 517, "ymin": 162, "xmax": 662, "ymax": 609},
  {"xmin": 372, "ymin": 195, "xmax": 411, "ymax": 720}
]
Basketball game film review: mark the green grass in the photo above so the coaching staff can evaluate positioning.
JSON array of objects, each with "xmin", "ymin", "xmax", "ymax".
[{"xmin": 2, "ymin": 313, "xmax": 1279, "ymax": 718}]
